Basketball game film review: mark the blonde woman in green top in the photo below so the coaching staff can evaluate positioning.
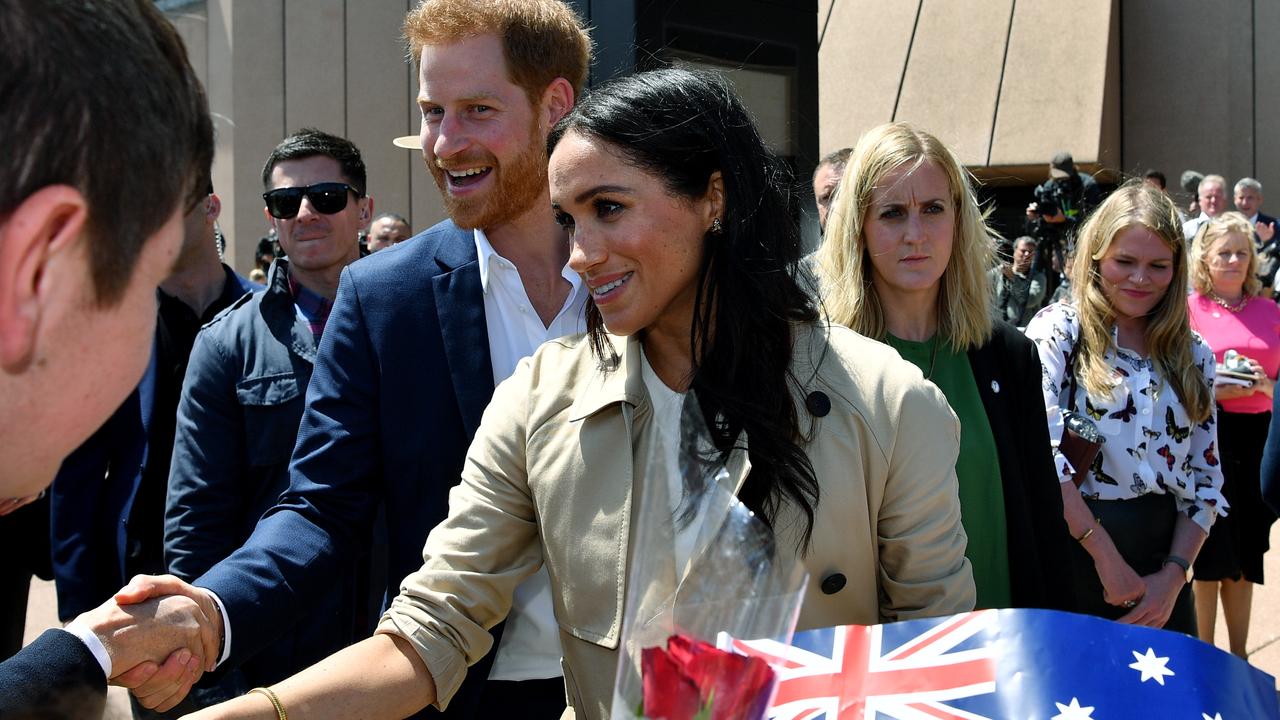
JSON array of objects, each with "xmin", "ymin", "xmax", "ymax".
[{"xmin": 816, "ymin": 122, "xmax": 1078, "ymax": 611}]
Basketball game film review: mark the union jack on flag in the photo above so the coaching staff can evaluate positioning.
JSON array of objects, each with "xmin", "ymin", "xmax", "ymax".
[
  {"xmin": 727, "ymin": 610, "xmax": 997, "ymax": 720},
  {"xmin": 726, "ymin": 609, "xmax": 1279, "ymax": 720}
]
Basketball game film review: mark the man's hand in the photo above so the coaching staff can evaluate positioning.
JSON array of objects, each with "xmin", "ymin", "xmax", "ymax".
[
  {"xmin": 1258, "ymin": 220, "xmax": 1276, "ymax": 243},
  {"xmin": 73, "ymin": 593, "xmax": 217, "ymax": 710},
  {"xmin": 115, "ymin": 574, "xmax": 225, "ymax": 672}
]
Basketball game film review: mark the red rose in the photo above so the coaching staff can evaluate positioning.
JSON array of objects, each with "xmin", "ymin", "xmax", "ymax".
[{"xmin": 641, "ymin": 635, "xmax": 776, "ymax": 720}]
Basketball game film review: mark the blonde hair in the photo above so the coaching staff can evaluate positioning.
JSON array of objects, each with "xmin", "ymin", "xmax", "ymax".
[
  {"xmin": 1070, "ymin": 181, "xmax": 1212, "ymax": 422},
  {"xmin": 403, "ymin": 0, "xmax": 592, "ymax": 102},
  {"xmin": 1189, "ymin": 211, "xmax": 1261, "ymax": 297},
  {"xmin": 815, "ymin": 122, "xmax": 994, "ymax": 349}
]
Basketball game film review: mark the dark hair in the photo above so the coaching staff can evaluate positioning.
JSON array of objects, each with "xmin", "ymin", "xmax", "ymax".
[
  {"xmin": 261, "ymin": 128, "xmax": 368, "ymax": 196},
  {"xmin": 0, "ymin": 0, "xmax": 213, "ymax": 307},
  {"xmin": 1142, "ymin": 169, "xmax": 1167, "ymax": 190},
  {"xmin": 548, "ymin": 67, "xmax": 822, "ymax": 549}
]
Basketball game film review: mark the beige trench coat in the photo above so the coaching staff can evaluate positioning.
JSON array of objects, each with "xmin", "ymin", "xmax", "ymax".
[{"xmin": 378, "ymin": 322, "xmax": 974, "ymax": 718}]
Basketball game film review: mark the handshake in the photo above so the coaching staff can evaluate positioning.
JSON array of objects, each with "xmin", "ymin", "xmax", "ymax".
[{"xmin": 76, "ymin": 575, "xmax": 225, "ymax": 712}]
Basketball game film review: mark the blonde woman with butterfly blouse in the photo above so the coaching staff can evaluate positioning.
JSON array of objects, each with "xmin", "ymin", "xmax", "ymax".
[{"xmin": 1025, "ymin": 182, "xmax": 1227, "ymax": 635}]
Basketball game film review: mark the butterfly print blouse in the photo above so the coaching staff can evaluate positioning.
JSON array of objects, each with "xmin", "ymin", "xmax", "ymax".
[{"xmin": 1024, "ymin": 303, "xmax": 1228, "ymax": 533}]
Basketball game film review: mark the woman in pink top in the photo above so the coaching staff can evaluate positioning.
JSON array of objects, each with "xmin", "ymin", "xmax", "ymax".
[{"xmin": 1187, "ymin": 211, "xmax": 1280, "ymax": 657}]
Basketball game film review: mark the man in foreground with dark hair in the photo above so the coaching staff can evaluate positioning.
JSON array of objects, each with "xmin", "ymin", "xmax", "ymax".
[{"xmin": 0, "ymin": 0, "xmax": 220, "ymax": 714}]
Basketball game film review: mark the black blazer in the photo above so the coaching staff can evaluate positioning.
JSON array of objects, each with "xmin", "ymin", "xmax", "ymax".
[
  {"xmin": 967, "ymin": 321, "xmax": 1081, "ymax": 611},
  {"xmin": 0, "ymin": 629, "xmax": 105, "ymax": 719}
]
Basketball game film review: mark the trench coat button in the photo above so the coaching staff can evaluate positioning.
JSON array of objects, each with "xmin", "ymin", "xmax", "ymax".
[
  {"xmin": 820, "ymin": 573, "xmax": 846, "ymax": 595},
  {"xmin": 805, "ymin": 391, "xmax": 831, "ymax": 417}
]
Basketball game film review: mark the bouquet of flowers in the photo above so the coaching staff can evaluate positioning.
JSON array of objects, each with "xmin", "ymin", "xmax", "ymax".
[{"xmin": 610, "ymin": 393, "xmax": 809, "ymax": 720}]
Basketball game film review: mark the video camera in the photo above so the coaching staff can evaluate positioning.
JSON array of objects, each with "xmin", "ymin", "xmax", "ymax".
[{"xmin": 1032, "ymin": 182, "xmax": 1064, "ymax": 220}]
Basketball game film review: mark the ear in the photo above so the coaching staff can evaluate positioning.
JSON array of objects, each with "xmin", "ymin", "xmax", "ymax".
[
  {"xmin": 262, "ymin": 205, "xmax": 279, "ymax": 232},
  {"xmin": 206, "ymin": 193, "xmax": 222, "ymax": 224},
  {"xmin": 359, "ymin": 196, "xmax": 374, "ymax": 227},
  {"xmin": 0, "ymin": 186, "xmax": 88, "ymax": 372},
  {"xmin": 539, "ymin": 77, "xmax": 575, "ymax": 132},
  {"xmin": 703, "ymin": 170, "xmax": 726, "ymax": 229}
]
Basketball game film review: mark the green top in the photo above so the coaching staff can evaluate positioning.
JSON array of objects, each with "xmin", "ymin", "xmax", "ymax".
[{"xmin": 885, "ymin": 334, "xmax": 1012, "ymax": 609}]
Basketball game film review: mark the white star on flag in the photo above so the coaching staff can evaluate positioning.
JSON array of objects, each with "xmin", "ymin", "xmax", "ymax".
[
  {"xmin": 1052, "ymin": 697, "xmax": 1096, "ymax": 720},
  {"xmin": 1129, "ymin": 647, "xmax": 1175, "ymax": 685},
  {"xmin": 1202, "ymin": 714, "xmax": 1224, "ymax": 720}
]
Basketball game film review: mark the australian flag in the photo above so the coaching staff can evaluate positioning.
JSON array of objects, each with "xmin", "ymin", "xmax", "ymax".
[{"xmin": 728, "ymin": 609, "xmax": 1278, "ymax": 719}]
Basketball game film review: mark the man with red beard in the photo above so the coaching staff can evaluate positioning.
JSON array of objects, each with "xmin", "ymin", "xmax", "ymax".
[{"xmin": 117, "ymin": 1, "xmax": 591, "ymax": 718}]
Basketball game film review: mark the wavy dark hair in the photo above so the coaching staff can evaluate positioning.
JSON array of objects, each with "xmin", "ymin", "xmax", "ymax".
[{"xmin": 547, "ymin": 67, "xmax": 822, "ymax": 549}]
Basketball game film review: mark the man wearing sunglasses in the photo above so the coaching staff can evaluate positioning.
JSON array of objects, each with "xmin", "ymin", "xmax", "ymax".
[
  {"xmin": 117, "ymin": 1, "xmax": 592, "ymax": 717},
  {"xmin": 159, "ymin": 128, "xmax": 372, "ymax": 706}
]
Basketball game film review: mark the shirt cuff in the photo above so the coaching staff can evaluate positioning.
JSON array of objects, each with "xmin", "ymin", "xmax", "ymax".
[
  {"xmin": 61, "ymin": 622, "xmax": 112, "ymax": 679},
  {"xmin": 206, "ymin": 589, "xmax": 232, "ymax": 668}
]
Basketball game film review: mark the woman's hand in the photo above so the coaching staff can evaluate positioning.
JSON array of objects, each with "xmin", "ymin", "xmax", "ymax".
[
  {"xmin": 1118, "ymin": 564, "xmax": 1184, "ymax": 628},
  {"xmin": 1245, "ymin": 357, "xmax": 1274, "ymax": 398},
  {"xmin": 1092, "ymin": 551, "xmax": 1146, "ymax": 608}
]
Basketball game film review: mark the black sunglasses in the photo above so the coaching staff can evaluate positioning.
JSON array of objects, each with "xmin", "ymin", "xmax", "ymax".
[{"xmin": 263, "ymin": 182, "xmax": 360, "ymax": 219}]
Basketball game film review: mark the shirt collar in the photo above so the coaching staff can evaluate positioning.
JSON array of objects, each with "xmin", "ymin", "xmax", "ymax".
[
  {"xmin": 473, "ymin": 227, "xmax": 583, "ymax": 294},
  {"xmin": 288, "ymin": 274, "xmax": 330, "ymax": 317}
]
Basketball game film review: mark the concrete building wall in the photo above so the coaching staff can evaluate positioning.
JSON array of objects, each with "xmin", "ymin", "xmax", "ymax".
[
  {"xmin": 163, "ymin": 0, "xmax": 441, "ymax": 274},
  {"xmin": 1121, "ymin": 0, "xmax": 1270, "ymax": 206},
  {"xmin": 819, "ymin": 0, "xmax": 1279, "ymax": 207}
]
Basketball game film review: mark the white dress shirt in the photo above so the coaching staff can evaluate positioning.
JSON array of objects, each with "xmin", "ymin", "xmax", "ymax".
[{"xmin": 475, "ymin": 228, "xmax": 588, "ymax": 681}]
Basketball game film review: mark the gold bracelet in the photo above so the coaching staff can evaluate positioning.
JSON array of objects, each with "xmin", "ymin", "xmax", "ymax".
[
  {"xmin": 1075, "ymin": 526, "xmax": 1095, "ymax": 543},
  {"xmin": 249, "ymin": 687, "xmax": 287, "ymax": 720}
]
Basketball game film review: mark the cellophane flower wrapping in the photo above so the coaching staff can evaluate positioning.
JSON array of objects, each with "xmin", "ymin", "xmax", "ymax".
[{"xmin": 610, "ymin": 392, "xmax": 809, "ymax": 719}]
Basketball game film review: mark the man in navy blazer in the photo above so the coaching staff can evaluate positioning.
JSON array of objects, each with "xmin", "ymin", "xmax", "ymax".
[
  {"xmin": 119, "ymin": 1, "xmax": 593, "ymax": 717},
  {"xmin": 0, "ymin": 0, "xmax": 222, "ymax": 715}
]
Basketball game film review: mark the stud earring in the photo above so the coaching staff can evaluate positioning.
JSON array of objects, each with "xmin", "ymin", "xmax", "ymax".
[{"xmin": 710, "ymin": 218, "xmax": 723, "ymax": 235}]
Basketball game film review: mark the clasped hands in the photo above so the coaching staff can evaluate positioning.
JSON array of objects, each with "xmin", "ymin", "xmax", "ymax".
[{"xmin": 75, "ymin": 574, "xmax": 224, "ymax": 712}]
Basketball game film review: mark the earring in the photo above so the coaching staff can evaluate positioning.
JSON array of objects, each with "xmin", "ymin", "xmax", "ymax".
[{"xmin": 710, "ymin": 218, "xmax": 723, "ymax": 235}]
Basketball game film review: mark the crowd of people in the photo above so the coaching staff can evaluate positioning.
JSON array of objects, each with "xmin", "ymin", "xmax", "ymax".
[{"xmin": 2, "ymin": 1, "xmax": 1279, "ymax": 719}]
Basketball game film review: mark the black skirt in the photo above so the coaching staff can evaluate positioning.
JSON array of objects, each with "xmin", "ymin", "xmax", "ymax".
[
  {"xmin": 1069, "ymin": 492, "xmax": 1196, "ymax": 635},
  {"xmin": 1193, "ymin": 409, "xmax": 1276, "ymax": 583}
]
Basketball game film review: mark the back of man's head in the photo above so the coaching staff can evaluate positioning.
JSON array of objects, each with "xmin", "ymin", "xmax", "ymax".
[
  {"xmin": 261, "ymin": 128, "xmax": 368, "ymax": 194},
  {"xmin": 0, "ymin": 0, "xmax": 213, "ymax": 306},
  {"xmin": 403, "ymin": 0, "xmax": 592, "ymax": 102}
]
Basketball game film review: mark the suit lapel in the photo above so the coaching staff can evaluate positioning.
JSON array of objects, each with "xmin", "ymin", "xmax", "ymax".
[{"xmin": 433, "ymin": 227, "xmax": 495, "ymax": 439}]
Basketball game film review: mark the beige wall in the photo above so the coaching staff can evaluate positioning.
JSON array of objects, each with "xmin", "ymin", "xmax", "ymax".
[
  {"xmin": 166, "ymin": 0, "xmax": 444, "ymax": 274},
  {"xmin": 819, "ymin": 0, "xmax": 1277, "ymax": 200}
]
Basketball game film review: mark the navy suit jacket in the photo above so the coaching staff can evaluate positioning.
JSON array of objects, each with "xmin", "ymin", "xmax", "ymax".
[
  {"xmin": 0, "ymin": 629, "xmax": 106, "ymax": 718},
  {"xmin": 197, "ymin": 221, "xmax": 499, "ymax": 716}
]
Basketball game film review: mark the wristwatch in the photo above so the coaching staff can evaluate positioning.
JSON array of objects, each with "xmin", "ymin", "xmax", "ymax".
[{"xmin": 1163, "ymin": 554, "xmax": 1193, "ymax": 583}]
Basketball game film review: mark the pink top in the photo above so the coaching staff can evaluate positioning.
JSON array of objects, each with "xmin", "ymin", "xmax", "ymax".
[{"xmin": 1188, "ymin": 292, "xmax": 1280, "ymax": 413}]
